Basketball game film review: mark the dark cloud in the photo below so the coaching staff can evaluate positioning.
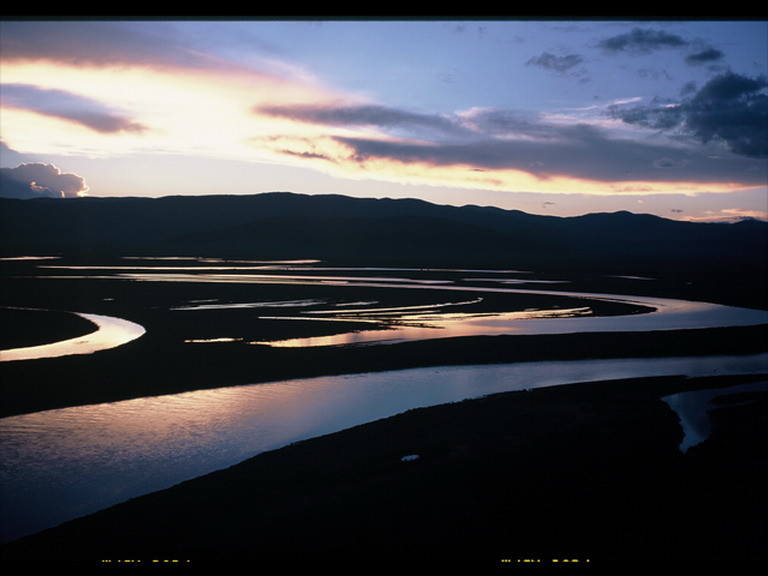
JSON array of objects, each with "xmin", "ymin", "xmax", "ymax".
[
  {"xmin": 597, "ymin": 27, "xmax": 727, "ymax": 73},
  {"xmin": 609, "ymin": 72, "xmax": 768, "ymax": 158},
  {"xmin": 526, "ymin": 52, "xmax": 584, "ymax": 74},
  {"xmin": 258, "ymin": 97, "xmax": 766, "ymax": 187},
  {"xmin": 687, "ymin": 73, "xmax": 768, "ymax": 157},
  {"xmin": 0, "ymin": 163, "xmax": 89, "ymax": 198},
  {"xmin": 331, "ymin": 123, "xmax": 764, "ymax": 186},
  {"xmin": 2, "ymin": 84, "xmax": 146, "ymax": 135},
  {"xmin": 685, "ymin": 47, "xmax": 725, "ymax": 66},
  {"xmin": 598, "ymin": 28, "xmax": 687, "ymax": 54},
  {"xmin": 525, "ymin": 51, "xmax": 589, "ymax": 84}
]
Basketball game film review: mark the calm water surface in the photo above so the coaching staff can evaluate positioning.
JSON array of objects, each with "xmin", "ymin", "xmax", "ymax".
[
  {"xmin": 1, "ymin": 353, "xmax": 766, "ymax": 543},
  {"xmin": 0, "ymin": 311, "xmax": 146, "ymax": 362}
]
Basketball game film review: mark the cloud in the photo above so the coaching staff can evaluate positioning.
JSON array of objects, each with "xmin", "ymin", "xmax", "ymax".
[
  {"xmin": 681, "ymin": 207, "xmax": 768, "ymax": 223},
  {"xmin": 526, "ymin": 52, "xmax": 584, "ymax": 74},
  {"xmin": 0, "ymin": 20, "xmax": 322, "ymax": 86},
  {"xmin": 0, "ymin": 21, "xmax": 346, "ymax": 162},
  {"xmin": 685, "ymin": 48, "xmax": 725, "ymax": 66},
  {"xmin": 0, "ymin": 163, "xmax": 89, "ymax": 198},
  {"xmin": 598, "ymin": 27, "xmax": 687, "ymax": 54},
  {"xmin": 1, "ymin": 21, "xmax": 764, "ymax": 201},
  {"xmin": 329, "ymin": 129, "xmax": 735, "ymax": 184},
  {"xmin": 2, "ymin": 84, "xmax": 147, "ymax": 135},
  {"xmin": 596, "ymin": 26, "xmax": 727, "ymax": 74},
  {"xmin": 609, "ymin": 72, "xmax": 768, "ymax": 158},
  {"xmin": 258, "ymin": 103, "xmax": 471, "ymax": 140},
  {"xmin": 719, "ymin": 207, "xmax": 768, "ymax": 221},
  {"xmin": 255, "ymin": 99, "xmax": 766, "ymax": 190},
  {"xmin": 0, "ymin": 21, "xmax": 217, "ymax": 71}
]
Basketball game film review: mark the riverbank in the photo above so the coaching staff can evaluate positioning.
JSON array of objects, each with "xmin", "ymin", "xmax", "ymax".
[{"xmin": 1, "ymin": 372, "xmax": 765, "ymax": 568}]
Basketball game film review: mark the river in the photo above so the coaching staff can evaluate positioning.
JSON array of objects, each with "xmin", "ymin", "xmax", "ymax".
[
  {"xmin": 0, "ymin": 310, "xmax": 146, "ymax": 362},
  {"xmin": 1, "ymin": 353, "xmax": 766, "ymax": 544},
  {"xmin": 1, "ymin": 265, "xmax": 767, "ymax": 544}
]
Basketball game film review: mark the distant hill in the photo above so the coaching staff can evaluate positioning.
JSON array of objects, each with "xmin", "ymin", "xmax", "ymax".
[{"xmin": 1, "ymin": 192, "xmax": 766, "ymax": 275}]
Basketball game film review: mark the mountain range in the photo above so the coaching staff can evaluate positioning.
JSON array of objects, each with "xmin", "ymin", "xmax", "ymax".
[{"xmin": 1, "ymin": 192, "xmax": 766, "ymax": 275}]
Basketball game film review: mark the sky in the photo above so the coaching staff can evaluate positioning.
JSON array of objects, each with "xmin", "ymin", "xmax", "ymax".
[{"xmin": 1, "ymin": 18, "xmax": 767, "ymax": 222}]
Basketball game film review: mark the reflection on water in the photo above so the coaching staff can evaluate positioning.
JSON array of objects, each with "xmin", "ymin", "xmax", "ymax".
[
  {"xmin": 18, "ymin": 262, "xmax": 768, "ymax": 349},
  {"xmin": 184, "ymin": 337, "xmax": 244, "ymax": 344},
  {"xmin": 2, "ymin": 261, "xmax": 767, "ymax": 543},
  {"xmin": 254, "ymin": 306, "xmax": 593, "ymax": 347},
  {"xmin": 1, "ymin": 353, "xmax": 766, "ymax": 543},
  {"xmin": 0, "ymin": 312, "xmax": 146, "ymax": 362},
  {"xmin": 46, "ymin": 265, "xmax": 759, "ymax": 347},
  {"xmin": 170, "ymin": 298, "xmax": 326, "ymax": 311},
  {"xmin": 663, "ymin": 380, "xmax": 768, "ymax": 452},
  {"xmin": 39, "ymin": 269, "xmax": 455, "ymax": 286},
  {"xmin": 253, "ymin": 292, "xmax": 768, "ymax": 347}
]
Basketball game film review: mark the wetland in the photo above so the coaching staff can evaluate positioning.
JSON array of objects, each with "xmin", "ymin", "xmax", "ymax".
[{"xmin": 1, "ymin": 194, "xmax": 766, "ymax": 567}]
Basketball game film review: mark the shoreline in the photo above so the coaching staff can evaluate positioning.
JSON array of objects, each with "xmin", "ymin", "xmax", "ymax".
[{"xmin": 2, "ymin": 372, "xmax": 765, "ymax": 567}]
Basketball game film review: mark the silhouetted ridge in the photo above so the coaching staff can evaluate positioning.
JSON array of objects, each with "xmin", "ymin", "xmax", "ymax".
[{"xmin": 1, "ymin": 192, "xmax": 765, "ymax": 272}]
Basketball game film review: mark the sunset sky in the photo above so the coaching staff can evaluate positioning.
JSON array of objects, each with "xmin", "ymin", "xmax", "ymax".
[{"xmin": 1, "ymin": 18, "xmax": 766, "ymax": 221}]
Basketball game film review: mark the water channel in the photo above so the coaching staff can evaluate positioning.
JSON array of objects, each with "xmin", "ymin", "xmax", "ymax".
[
  {"xmin": 0, "ymin": 310, "xmax": 146, "ymax": 362},
  {"xmin": 0, "ymin": 352, "xmax": 765, "ymax": 544},
  {"xmin": 1, "ymin": 264, "xmax": 767, "ymax": 544}
]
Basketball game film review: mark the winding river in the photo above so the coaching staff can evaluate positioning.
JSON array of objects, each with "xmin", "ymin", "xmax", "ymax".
[
  {"xmin": 0, "ymin": 310, "xmax": 146, "ymax": 362},
  {"xmin": 1, "ymin": 269, "xmax": 766, "ymax": 544},
  {"xmin": 253, "ymin": 288, "xmax": 768, "ymax": 347},
  {"xmin": 2, "ymin": 281, "xmax": 767, "ymax": 359}
]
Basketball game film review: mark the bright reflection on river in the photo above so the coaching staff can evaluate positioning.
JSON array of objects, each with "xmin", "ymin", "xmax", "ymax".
[
  {"xmin": 0, "ymin": 312, "xmax": 146, "ymax": 362},
  {"xmin": 663, "ymin": 380, "xmax": 768, "ymax": 453},
  {"xmin": 1, "ymin": 353, "xmax": 766, "ymax": 543},
  {"xmin": 254, "ymin": 306, "xmax": 593, "ymax": 347},
  {"xmin": 252, "ymin": 291, "xmax": 768, "ymax": 347}
]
